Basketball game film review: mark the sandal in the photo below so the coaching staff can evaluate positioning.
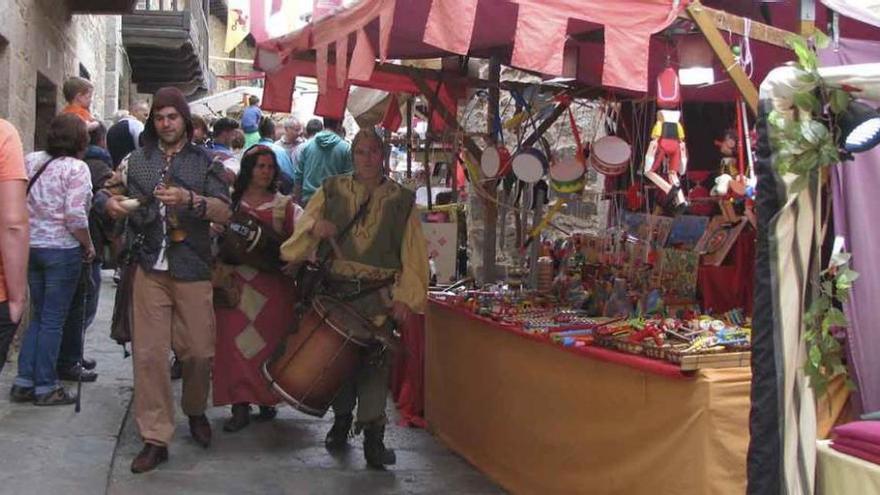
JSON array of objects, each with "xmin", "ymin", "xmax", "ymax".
[
  {"xmin": 34, "ymin": 387, "xmax": 77, "ymax": 406},
  {"xmin": 9, "ymin": 385, "xmax": 35, "ymax": 403}
]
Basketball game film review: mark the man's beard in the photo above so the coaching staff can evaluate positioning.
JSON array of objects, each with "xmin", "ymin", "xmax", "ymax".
[{"xmin": 159, "ymin": 129, "xmax": 186, "ymax": 148}]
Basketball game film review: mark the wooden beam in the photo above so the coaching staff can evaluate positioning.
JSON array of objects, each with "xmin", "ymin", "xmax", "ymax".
[
  {"xmin": 800, "ymin": 0, "xmax": 816, "ymax": 36},
  {"xmin": 687, "ymin": 2, "xmax": 759, "ymax": 114},
  {"xmin": 409, "ymin": 73, "xmax": 483, "ymax": 162},
  {"xmin": 292, "ymin": 51, "xmax": 592, "ymax": 96},
  {"xmin": 521, "ymin": 99, "xmax": 571, "ymax": 149},
  {"xmin": 678, "ymin": 2, "xmax": 793, "ymax": 49}
]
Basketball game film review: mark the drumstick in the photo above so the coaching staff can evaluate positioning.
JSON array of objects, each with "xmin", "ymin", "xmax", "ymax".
[{"xmin": 328, "ymin": 238, "xmax": 345, "ymax": 260}]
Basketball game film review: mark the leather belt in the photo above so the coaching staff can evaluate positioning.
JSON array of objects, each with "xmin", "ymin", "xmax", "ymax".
[{"xmin": 323, "ymin": 277, "xmax": 395, "ymax": 301}]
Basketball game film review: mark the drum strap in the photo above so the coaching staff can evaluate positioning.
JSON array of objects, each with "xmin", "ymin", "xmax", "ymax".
[{"xmin": 295, "ymin": 195, "xmax": 372, "ymax": 303}]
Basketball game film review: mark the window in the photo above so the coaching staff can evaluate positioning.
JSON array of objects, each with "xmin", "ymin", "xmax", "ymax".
[
  {"xmin": 0, "ymin": 36, "xmax": 9, "ymax": 118},
  {"xmin": 34, "ymin": 73, "xmax": 57, "ymax": 152}
]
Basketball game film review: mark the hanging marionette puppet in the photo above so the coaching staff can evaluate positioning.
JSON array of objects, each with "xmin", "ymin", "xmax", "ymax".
[
  {"xmin": 710, "ymin": 129, "xmax": 743, "ymax": 223},
  {"xmin": 710, "ymin": 99, "xmax": 758, "ymax": 227},
  {"xmin": 644, "ymin": 67, "xmax": 689, "ymax": 214}
]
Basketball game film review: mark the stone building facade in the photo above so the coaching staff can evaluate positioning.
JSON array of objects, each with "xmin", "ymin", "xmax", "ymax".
[
  {"xmin": 207, "ymin": 12, "xmax": 256, "ymax": 94},
  {"xmin": 0, "ymin": 0, "xmax": 132, "ymax": 151}
]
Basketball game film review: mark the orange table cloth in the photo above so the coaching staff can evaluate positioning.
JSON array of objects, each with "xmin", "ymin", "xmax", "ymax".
[{"xmin": 425, "ymin": 301, "xmax": 751, "ymax": 495}]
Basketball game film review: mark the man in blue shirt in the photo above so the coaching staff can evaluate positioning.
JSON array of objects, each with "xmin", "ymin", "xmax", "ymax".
[
  {"xmin": 256, "ymin": 117, "xmax": 295, "ymax": 193},
  {"xmin": 292, "ymin": 118, "xmax": 352, "ymax": 205},
  {"xmin": 209, "ymin": 118, "xmax": 241, "ymax": 182},
  {"xmin": 241, "ymin": 95, "xmax": 262, "ymax": 149}
]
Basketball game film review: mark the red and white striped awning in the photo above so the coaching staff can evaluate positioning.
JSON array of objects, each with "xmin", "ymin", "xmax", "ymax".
[{"xmin": 255, "ymin": 0, "xmax": 685, "ymax": 109}]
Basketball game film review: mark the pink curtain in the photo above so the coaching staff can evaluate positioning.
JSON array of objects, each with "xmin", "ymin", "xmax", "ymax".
[
  {"xmin": 420, "ymin": 0, "xmax": 683, "ymax": 92},
  {"xmin": 423, "ymin": 0, "xmax": 478, "ymax": 55},
  {"xmin": 822, "ymin": 38, "xmax": 880, "ymax": 414}
]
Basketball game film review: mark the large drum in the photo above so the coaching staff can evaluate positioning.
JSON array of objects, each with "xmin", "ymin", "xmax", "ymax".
[{"xmin": 262, "ymin": 296, "xmax": 372, "ymax": 417}]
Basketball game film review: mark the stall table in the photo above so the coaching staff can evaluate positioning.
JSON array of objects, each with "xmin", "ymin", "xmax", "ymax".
[
  {"xmin": 817, "ymin": 440, "xmax": 880, "ymax": 494},
  {"xmin": 425, "ymin": 300, "xmax": 751, "ymax": 494}
]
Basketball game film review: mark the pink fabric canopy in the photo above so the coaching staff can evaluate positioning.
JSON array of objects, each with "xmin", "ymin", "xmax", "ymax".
[{"xmin": 254, "ymin": 0, "xmax": 880, "ymax": 113}]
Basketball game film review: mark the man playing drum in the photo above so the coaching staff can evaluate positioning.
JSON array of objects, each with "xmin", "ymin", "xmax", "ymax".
[{"xmin": 280, "ymin": 127, "xmax": 428, "ymax": 469}]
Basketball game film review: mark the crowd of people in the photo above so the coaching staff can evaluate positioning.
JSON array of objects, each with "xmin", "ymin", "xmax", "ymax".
[{"xmin": 0, "ymin": 78, "xmax": 428, "ymax": 474}]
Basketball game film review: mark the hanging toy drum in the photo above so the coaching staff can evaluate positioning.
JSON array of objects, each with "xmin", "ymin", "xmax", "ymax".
[
  {"xmin": 589, "ymin": 136, "xmax": 631, "ymax": 176},
  {"xmin": 511, "ymin": 148, "xmax": 549, "ymax": 184},
  {"xmin": 480, "ymin": 145, "xmax": 512, "ymax": 179},
  {"xmin": 549, "ymin": 156, "xmax": 586, "ymax": 193}
]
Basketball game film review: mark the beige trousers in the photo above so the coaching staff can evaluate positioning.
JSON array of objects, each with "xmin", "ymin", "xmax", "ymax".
[{"xmin": 131, "ymin": 266, "xmax": 215, "ymax": 447}]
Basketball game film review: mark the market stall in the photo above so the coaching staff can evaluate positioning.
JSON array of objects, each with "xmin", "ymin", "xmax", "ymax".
[
  {"xmin": 426, "ymin": 300, "xmax": 750, "ymax": 494},
  {"xmin": 252, "ymin": 0, "xmax": 880, "ymax": 493}
]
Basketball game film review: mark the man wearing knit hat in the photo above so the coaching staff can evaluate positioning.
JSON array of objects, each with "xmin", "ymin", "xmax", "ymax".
[{"xmin": 96, "ymin": 87, "xmax": 232, "ymax": 473}]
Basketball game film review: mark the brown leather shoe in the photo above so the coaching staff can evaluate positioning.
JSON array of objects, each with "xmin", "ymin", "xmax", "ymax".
[
  {"xmin": 130, "ymin": 443, "xmax": 168, "ymax": 474},
  {"xmin": 189, "ymin": 414, "xmax": 212, "ymax": 448}
]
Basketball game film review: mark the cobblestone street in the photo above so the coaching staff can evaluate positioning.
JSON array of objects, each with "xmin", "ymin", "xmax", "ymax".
[{"xmin": 0, "ymin": 272, "xmax": 504, "ymax": 495}]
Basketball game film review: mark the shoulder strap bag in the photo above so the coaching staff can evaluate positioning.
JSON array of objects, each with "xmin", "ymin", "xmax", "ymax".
[{"xmin": 26, "ymin": 157, "xmax": 59, "ymax": 195}]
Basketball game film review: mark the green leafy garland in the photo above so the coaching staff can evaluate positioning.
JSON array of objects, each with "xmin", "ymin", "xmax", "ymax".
[
  {"xmin": 767, "ymin": 32, "xmax": 858, "ymax": 399},
  {"xmin": 804, "ymin": 252, "xmax": 858, "ymax": 399}
]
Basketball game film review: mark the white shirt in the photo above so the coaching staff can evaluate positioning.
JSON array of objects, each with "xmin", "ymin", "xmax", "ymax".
[{"xmin": 120, "ymin": 116, "xmax": 145, "ymax": 148}]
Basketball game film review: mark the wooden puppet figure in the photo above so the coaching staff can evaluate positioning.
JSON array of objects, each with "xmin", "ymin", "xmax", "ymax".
[
  {"xmin": 644, "ymin": 67, "xmax": 688, "ymax": 213},
  {"xmin": 711, "ymin": 129, "xmax": 741, "ymax": 223},
  {"xmin": 644, "ymin": 109, "xmax": 688, "ymax": 212}
]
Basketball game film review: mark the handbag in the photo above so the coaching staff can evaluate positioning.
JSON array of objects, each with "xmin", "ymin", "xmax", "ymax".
[
  {"xmin": 211, "ymin": 263, "xmax": 241, "ymax": 308},
  {"xmin": 109, "ymin": 263, "xmax": 136, "ymax": 347},
  {"xmin": 108, "ymin": 230, "xmax": 143, "ymax": 349},
  {"xmin": 217, "ymin": 208, "xmax": 283, "ymax": 272}
]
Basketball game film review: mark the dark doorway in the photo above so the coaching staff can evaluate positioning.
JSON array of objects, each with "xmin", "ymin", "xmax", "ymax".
[
  {"xmin": 34, "ymin": 73, "xmax": 57, "ymax": 152},
  {"xmin": 0, "ymin": 35, "xmax": 9, "ymax": 118}
]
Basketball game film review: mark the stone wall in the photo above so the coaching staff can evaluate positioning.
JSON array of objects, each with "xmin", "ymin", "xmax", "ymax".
[
  {"xmin": 103, "ymin": 15, "xmax": 134, "ymax": 118},
  {"xmin": 208, "ymin": 13, "xmax": 257, "ymax": 94},
  {"xmin": 0, "ymin": 0, "xmax": 122, "ymax": 151}
]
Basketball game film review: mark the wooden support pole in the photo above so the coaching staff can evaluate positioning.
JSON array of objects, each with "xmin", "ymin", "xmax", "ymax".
[
  {"xmin": 687, "ymin": 2, "xmax": 760, "ymax": 115},
  {"xmin": 527, "ymin": 185, "xmax": 545, "ymax": 290},
  {"xmin": 383, "ymin": 128, "xmax": 391, "ymax": 173},
  {"xmin": 451, "ymin": 131, "xmax": 460, "ymax": 204},
  {"xmin": 406, "ymin": 97, "xmax": 413, "ymax": 179},
  {"xmin": 425, "ymin": 105, "xmax": 434, "ymax": 210},
  {"xmin": 483, "ymin": 56, "xmax": 501, "ymax": 283}
]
